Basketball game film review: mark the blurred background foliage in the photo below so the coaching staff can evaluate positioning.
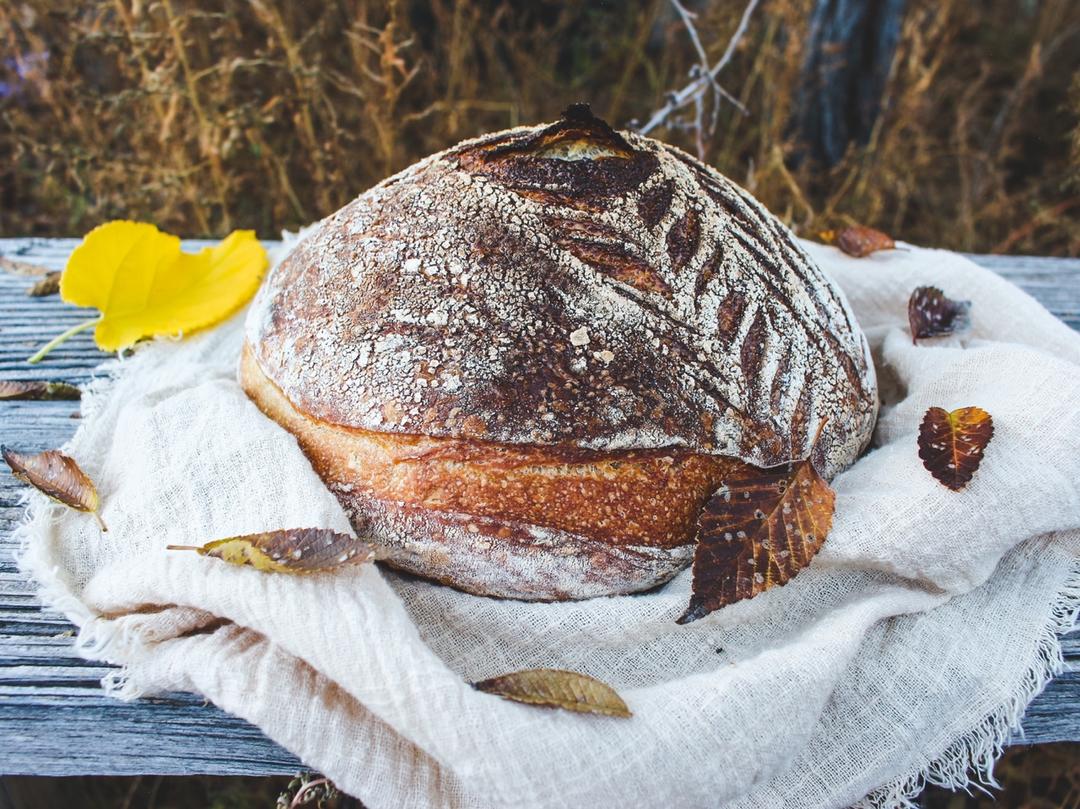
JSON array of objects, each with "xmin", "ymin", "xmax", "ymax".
[
  {"xmin": 0, "ymin": 0, "xmax": 1078, "ymax": 253},
  {"xmin": 3, "ymin": 741, "xmax": 1080, "ymax": 807}
]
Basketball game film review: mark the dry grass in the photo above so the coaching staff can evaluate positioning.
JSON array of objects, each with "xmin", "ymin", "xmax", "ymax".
[{"xmin": 1, "ymin": 0, "xmax": 1078, "ymax": 255}]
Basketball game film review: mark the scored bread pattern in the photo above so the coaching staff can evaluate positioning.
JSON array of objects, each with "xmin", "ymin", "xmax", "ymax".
[{"xmin": 246, "ymin": 105, "xmax": 877, "ymax": 479}]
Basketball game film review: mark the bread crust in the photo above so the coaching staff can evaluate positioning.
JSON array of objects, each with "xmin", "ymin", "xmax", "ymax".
[
  {"xmin": 240, "ymin": 343, "xmax": 744, "ymax": 599},
  {"xmin": 242, "ymin": 107, "xmax": 878, "ymax": 599}
]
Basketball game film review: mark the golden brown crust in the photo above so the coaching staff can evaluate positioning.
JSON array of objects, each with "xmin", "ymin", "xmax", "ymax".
[
  {"xmin": 240, "ymin": 342, "xmax": 748, "ymax": 598},
  {"xmin": 241, "ymin": 107, "xmax": 879, "ymax": 600}
]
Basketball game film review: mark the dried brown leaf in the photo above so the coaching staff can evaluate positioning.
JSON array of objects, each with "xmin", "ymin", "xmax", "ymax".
[
  {"xmin": 0, "ymin": 380, "xmax": 81, "ymax": 401},
  {"xmin": 835, "ymin": 225, "xmax": 895, "ymax": 257},
  {"xmin": 27, "ymin": 271, "xmax": 62, "ymax": 297},
  {"xmin": 679, "ymin": 456, "xmax": 836, "ymax": 624},
  {"xmin": 473, "ymin": 668, "xmax": 631, "ymax": 718},
  {"xmin": 917, "ymin": 406, "xmax": 994, "ymax": 491},
  {"xmin": 168, "ymin": 528, "xmax": 371, "ymax": 574},
  {"xmin": 0, "ymin": 255, "xmax": 52, "ymax": 277},
  {"xmin": 908, "ymin": 286, "xmax": 972, "ymax": 343},
  {"xmin": 2, "ymin": 446, "xmax": 105, "ymax": 530}
]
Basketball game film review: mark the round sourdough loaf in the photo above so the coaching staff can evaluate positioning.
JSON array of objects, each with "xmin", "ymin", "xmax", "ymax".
[{"xmin": 240, "ymin": 105, "xmax": 877, "ymax": 601}]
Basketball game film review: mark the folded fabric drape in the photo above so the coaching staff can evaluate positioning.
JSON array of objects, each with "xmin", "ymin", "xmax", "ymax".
[{"xmin": 19, "ymin": 238, "xmax": 1080, "ymax": 809}]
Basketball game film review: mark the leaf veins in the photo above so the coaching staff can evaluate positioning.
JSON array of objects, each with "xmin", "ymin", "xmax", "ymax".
[
  {"xmin": 168, "ymin": 528, "xmax": 371, "ymax": 574},
  {"xmin": 473, "ymin": 668, "xmax": 631, "ymax": 718},
  {"xmin": 908, "ymin": 286, "xmax": 972, "ymax": 343},
  {"xmin": 917, "ymin": 406, "xmax": 994, "ymax": 491},
  {"xmin": 678, "ymin": 457, "xmax": 836, "ymax": 624},
  {"xmin": 2, "ymin": 446, "xmax": 106, "ymax": 530}
]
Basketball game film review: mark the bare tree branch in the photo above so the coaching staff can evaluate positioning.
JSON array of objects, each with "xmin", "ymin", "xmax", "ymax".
[
  {"xmin": 670, "ymin": 0, "xmax": 714, "ymax": 81},
  {"xmin": 636, "ymin": 0, "xmax": 761, "ymax": 153}
]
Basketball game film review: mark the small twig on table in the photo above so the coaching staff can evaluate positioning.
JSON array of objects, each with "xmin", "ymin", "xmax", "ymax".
[
  {"xmin": 0, "ymin": 255, "xmax": 52, "ymax": 277},
  {"xmin": 290, "ymin": 777, "xmax": 333, "ymax": 809},
  {"xmin": 636, "ymin": 0, "xmax": 761, "ymax": 156},
  {"xmin": 26, "ymin": 317, "xmax": 101, "ymax": 365}
]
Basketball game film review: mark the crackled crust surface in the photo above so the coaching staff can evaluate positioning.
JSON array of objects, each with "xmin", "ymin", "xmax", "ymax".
[
  {"xmin": 240, "ymin": 344, "xmax": 746, "ymax": 599},
  {"xmin": 246, "ymin": 108, "xmax": 877, "ymax": 479},
  {"xmin": 242, "ymin": 107, "xmax": 879, "ymax": 598}
]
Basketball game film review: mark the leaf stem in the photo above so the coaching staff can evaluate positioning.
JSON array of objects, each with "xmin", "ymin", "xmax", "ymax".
[{"xmin": 27, "ymin": 317, "xmax": 100, "ymax": 364}]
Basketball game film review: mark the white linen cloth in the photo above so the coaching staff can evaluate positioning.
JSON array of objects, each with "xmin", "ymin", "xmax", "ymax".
[{"xmin": 17, "ymin": 238, "xmax": 1080, "ymax": 808}]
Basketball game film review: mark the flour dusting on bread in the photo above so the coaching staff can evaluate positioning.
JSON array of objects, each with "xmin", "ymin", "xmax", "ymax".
[
  {"xmin": 242, "ymin": 107, "xmax": 878, "ymax": 600},
  {"xmin": 247, "ymin": 107, "xmax": 875, "ymax": 479}
]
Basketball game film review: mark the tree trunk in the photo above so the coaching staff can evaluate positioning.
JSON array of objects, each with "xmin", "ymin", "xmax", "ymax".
[{"xmin": 791, "ymin": 0, "xmax": 908, "ymax": 168}]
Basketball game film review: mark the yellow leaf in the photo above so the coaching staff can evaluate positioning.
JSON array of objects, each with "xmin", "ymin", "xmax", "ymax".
[{"xmin": 29, "ymin": 221, "xmax": 267, "ymax": 362}]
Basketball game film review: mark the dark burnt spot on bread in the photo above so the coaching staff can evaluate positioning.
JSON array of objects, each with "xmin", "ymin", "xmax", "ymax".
[
  {"xmin": 694, "ymin": 246, "xmax": 723, "ymax": 303},
  {"xmin": 739, "ymin": 308, "xmax": 769, "ymax": 382},
  {"xmin": 453, "ymin": 106, "xmax": 657, "ymax": 207},
  {"xmin": 458, "ymin": 147, "xmax": 658, "ymax": 207},
  {"xmin": 477, "ymin": 103, "xmax": 636, "ymax": 162},
  {"xmin": 715, "ymin": 289, "xmax": 747, "ymax": 343},
  {"xmin": 637, "ymin": 179, "xmax": 675, "ymax": 228},
  {"xmin": 562, "ymin": 240, "xmax": 672, "ymax": 298},
  {"xmin": 542, "ymin": 215, "xmax": 624, "ymax": 241},
  {"xmin": 666, "ymin": 207, "xmax": 701, "ymax": 272}
]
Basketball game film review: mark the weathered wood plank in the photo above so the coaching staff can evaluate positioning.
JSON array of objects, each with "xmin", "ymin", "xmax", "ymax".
[
  {"xmin": 963, "ymin": 254, "xmax": 1080, "ymax": 331},
  {"xmin": 0, "ymin": 238, "xmax": 308, "ymax": 774},
  {"xmin": 1, "ymin": 693, "xmax": 301, "ymax": 776},
  {"xmin": 1, "ymin": 237, "xmax": 1078, "ymax": 775}
]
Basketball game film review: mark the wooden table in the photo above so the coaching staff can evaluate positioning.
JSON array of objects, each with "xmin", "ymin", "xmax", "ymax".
[{"xmin": 2, "ymin": 238, "xmax": 1079, "ymax": 776}]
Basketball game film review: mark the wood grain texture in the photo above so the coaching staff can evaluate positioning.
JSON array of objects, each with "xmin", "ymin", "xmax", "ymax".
[{"xmin": 1, "ymin": 238, "xmax": 1078, "ymax": 775}]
